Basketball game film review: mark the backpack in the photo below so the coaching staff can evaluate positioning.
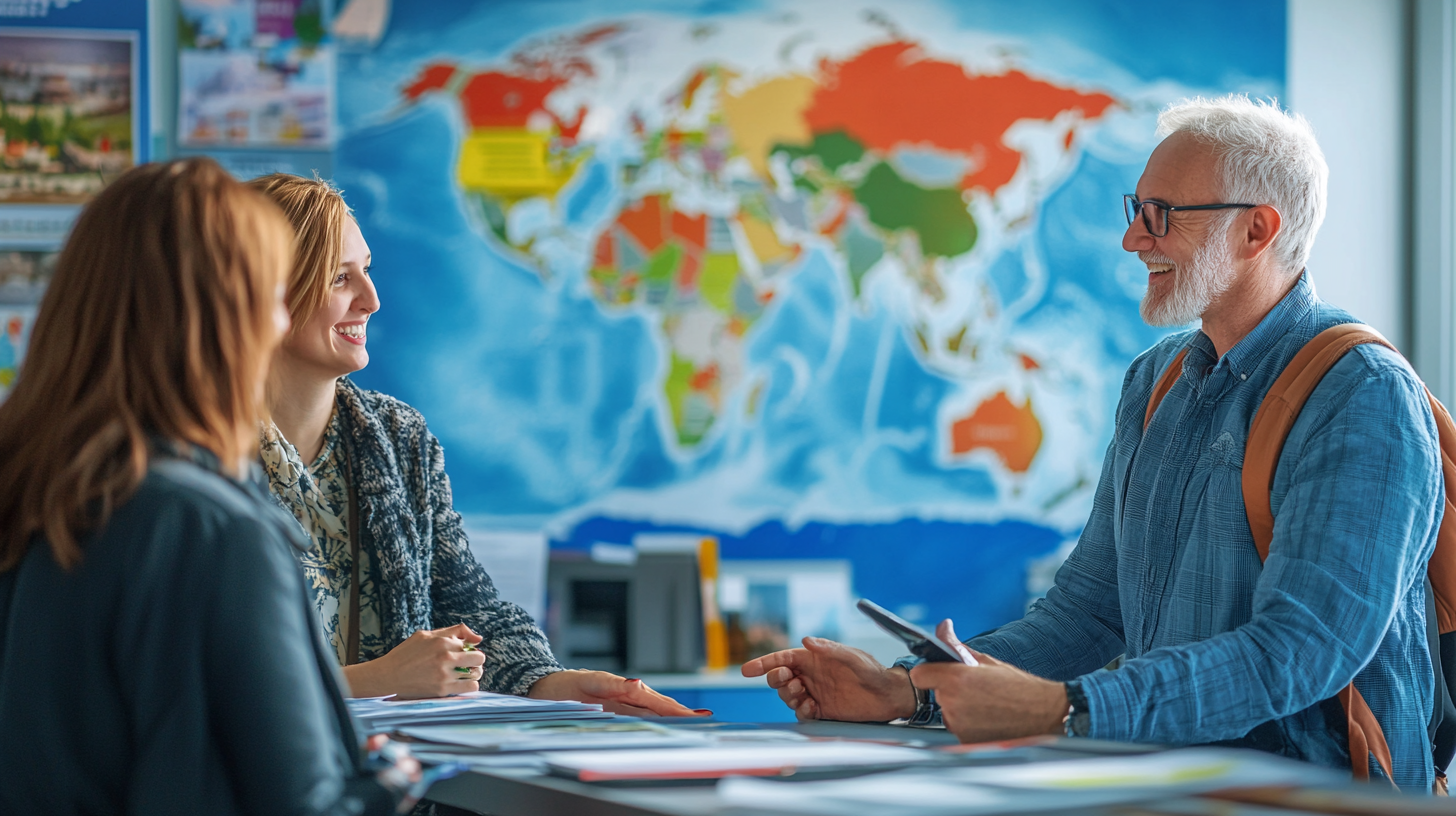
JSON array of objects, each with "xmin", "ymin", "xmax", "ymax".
[{"xmin": 1143, "ymin": 323, "xmax": 1456, "ymax": 790}]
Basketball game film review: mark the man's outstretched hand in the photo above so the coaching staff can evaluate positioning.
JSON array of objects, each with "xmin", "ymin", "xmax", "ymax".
[{"xmin": 741, "ymin": 637, "xmax": 917, "ymax": 722}]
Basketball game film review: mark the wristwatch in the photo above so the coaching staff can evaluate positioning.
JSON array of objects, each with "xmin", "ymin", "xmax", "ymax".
[
  {"xmin": 1063, "ymin": 679, "xmax": 1091, "ymax": 737},
  {"xmin": 906, "ymin": 673, "xmax": 940, "ymax": 726}
]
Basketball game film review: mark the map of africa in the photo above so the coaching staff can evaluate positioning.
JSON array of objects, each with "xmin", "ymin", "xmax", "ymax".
[{"xmin": 336, "ymin": 1, "xmax": 1284, "ymax": 636}]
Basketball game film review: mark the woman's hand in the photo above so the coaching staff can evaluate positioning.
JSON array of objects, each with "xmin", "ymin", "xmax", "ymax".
[
  {"xmin": 342, "ymin": 623, "xmax": 485, "ymax": 699},
  {"xmin": 528, "ymin": 669, "xmax": 710, "ymax": 717}
]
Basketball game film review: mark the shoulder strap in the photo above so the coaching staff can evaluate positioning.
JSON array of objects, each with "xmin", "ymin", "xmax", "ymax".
[
  {"xmin": 1244, "ymin": 323, "xmax": 1456, "ymax": 634},
  {"xmin": 1243, "ymin": 323, "xmax": 1404, "ymax": 785},
  {"xmin": 1242, "ymin": 324, "xmax": 1397, "ymax": 559},
  {"xmin": 1424, "ymin": 397, "xmax": 1456, "ymax": 636},
  {"xmin": 1143, "ymin": 350, "xmax": 1189, "ymax": 432}
]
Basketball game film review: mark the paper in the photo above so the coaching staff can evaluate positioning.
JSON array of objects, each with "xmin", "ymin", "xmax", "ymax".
[
  {"xmin": 177, "ymin": 0, "xmax": 335, "ymax": 148},
  {"xmin": 540, "ymin": 742, "xmax": 940, "ymax": 782},
  {"xmin": 0, "ymin": 32, "xmax": 138, "ymax": 205},
  {"xmin": 720, "ymin": 772, "xmax": 1081, "ymax": 816},
  {"xmin": 396, "ymin": 720, "xmax": 708, "ymax": 753},
  {"xmin": 347, "ymin": 690, "xmax": 607, "ymax": 730},
  {"xmin": 717, "ymin": 748, "xmax": 1345, "ymax": 816},
  {"xmin": 0, "ymin": 304, "xmax": 37, "ymax": 402},
  {"xmin": 948, "ymin": 748, "xmax": 1341, "ymax": 790}
]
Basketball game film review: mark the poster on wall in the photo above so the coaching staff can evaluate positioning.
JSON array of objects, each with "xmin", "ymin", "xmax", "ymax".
[
  {"xmin": 178, "ymin": 0, "xmax": 335, "ymax": 149},
  {"xmin": 0, "ymin": 30, "xmax": 137, "ymax": 205},
  {"xmin": 0, "ymin": 0, "xmax": 148, "ymax": 397},
  {"xmin": 334, "ymin": 0, "xmax": 1285, "ymax": 640},
  {"xmin": 0, "ymin": 249, "xmax": 52, "ymax": 401}
]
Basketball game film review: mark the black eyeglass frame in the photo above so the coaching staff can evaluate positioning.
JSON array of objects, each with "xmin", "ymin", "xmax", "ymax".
[{"xmin": 1123, "ymin": 194, "xmax": 1258, "ymax": 238}]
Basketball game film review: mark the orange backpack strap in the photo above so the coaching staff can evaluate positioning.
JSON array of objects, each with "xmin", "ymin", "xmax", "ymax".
[
  {"xmin": 1426, "ymin": 395, "xmax": 1456, "ymax": 635},
  {"xmin": 1242, "ymin": 324, "xmax": 1397, "ymax": 559},
  {"xmin": 1243, "ymin": 323, "xmax": 1401, "ymax": 785},
  {"xmin": 1341, "ymin": 685, "xmax": 1396, "ymax": 784},
  {"xmin": 1143, "ymin": 349, "xmax": 1188, "ymax": 432}
]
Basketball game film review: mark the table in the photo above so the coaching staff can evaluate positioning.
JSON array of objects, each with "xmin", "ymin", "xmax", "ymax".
[
  {"xmin": 423, "ymin": 721, "xmax": 1320, "ymax": 816},
  {"xmin": 424, "ymin": 721, "xmax": 959, "ymax": 816}
]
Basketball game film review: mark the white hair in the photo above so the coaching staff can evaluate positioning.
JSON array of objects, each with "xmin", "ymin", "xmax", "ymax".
[{"xmin": 1156, "ymin": 95, "xmax": 1327, "ymax": 274}]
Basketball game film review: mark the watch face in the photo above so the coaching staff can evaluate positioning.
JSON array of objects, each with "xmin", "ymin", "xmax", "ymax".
[{"xmin": 1069, "ymin": 710, "xmax": 1091, "ymax": 738}]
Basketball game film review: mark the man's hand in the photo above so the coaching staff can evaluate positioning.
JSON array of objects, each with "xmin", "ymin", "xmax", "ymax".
[
  {"xmin": 529, "ymin": 670, "xmax": 709, "ymax": 717},
  {"xmin": 910, "ymin": 620, "xmax": 1068, "ymax": 743},
  {"xmin": 342, "ymin": 623, "xmax": 485, "ymax": 699},
  {"xmin": 741, "ymin": 637, "xmax": 917, "ymax": 722}
]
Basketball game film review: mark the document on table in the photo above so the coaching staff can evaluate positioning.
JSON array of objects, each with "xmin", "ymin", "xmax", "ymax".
[
  {"xmin": 716, "ymin": 748, "xmax": 1346, "ymax": 816},
  {"xmin": 347, "ymin": 690, "xmax": 608, "ymax": 730},
  {"xmin": 396, "ymin": 720, "xmax": 710, "ymax": 753},
  {"xmin": 540, "ymin": 742, "xmax": 942, "ymax": 782},
  {"xmin": 946, "ymin": 748, "xmax": 1343, "ymax": 790}
]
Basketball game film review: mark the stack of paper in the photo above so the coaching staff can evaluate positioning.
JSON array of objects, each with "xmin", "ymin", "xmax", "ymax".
[
  {"xmin": 716, "ymin": 748, "xmax": 1345, "ymax": 816},
  {"xmin": 347, "ymin": 691, "xmax": 609, "ymax": 731},
  {"xmin": 397, "ymin": 719, "xmax": 709, "ymax": 754},
  {"xmin": 400, "ymin": 720, "xmax": 819, "ymax": 770},
  {"xmin": 540, "ymin": 742, "xmax": 944, "ymax": 782}
]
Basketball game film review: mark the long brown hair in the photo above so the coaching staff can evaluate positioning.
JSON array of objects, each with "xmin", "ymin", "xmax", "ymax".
[
  {"xmin": 246, "ymin": 173, "xmax": 350, "ymax": 327},
  {"xmin": 0, "ymin": 158, "xmax": 293, "ymax": 572}
]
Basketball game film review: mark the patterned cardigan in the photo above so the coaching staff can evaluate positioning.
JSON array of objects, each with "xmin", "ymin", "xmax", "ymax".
[{"xmin": 293, "ymin": 376, "xmax": 562, "ymax": 696}]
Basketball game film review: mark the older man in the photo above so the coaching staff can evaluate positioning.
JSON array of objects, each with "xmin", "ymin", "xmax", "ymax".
[{"xmin": 743, "ymin": 96, "xmax": 1442, "ymax": 790}]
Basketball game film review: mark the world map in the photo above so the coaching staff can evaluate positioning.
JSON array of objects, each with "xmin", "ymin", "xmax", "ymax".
[
  {"xmin": 336, "ymin": 1, "xmax": 1283, "ymax": 636},
  {"xmin": 401, "ymin": 34, "xmax": 1114, "ymax": 465}
]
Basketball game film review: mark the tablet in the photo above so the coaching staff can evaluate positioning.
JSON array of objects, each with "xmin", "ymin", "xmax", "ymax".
[{"xmin": 855, "ymin": 598, "xmax": 974, "ymax": 665}]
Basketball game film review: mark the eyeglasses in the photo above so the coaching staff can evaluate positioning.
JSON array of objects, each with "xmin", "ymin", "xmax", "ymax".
[{"xmin": 1123, "ymin": 194, "xmax": 1257, "ymax": 238}]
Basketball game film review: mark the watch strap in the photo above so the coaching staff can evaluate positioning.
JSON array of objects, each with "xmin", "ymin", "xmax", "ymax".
[
  {"xmin": 906, "ymin": 674, "xmax": 940, "ymax": 726},
  {"xmin": 1063, "ymin": 679, "xmax": 1091, "ymax": 737}
]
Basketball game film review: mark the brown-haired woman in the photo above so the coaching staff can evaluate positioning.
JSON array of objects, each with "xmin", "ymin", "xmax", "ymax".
[
  {"xmin": 250, "ymin": 173, "xmax": 701, "ymax": 715},
  {"xmin": 0, "ymin": 159, "xmax": 420, "ymax": 815}
]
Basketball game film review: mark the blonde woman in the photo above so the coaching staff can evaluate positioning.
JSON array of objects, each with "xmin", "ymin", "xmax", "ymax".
[
  {"xmin": 250, "ymin": 173, "xmax": 700, "ymax": 715},
  {"xmin": 0, "ymin": 160, "xmax": 419, "ymax": 814}
]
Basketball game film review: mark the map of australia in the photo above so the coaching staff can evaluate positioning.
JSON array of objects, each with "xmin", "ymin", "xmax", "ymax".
[{"xmin": 400, "ymin": 31, "xmax": 1113, "ymax": 471}]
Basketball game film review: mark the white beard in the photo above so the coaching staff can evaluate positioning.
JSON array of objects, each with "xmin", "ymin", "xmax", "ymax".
[{"xmin": 1139, "ymin": 228, "xmax": 1238, "ymax": 327}]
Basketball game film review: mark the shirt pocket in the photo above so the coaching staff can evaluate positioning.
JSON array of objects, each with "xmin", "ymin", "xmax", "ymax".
[
  {"xmin": 1209, "ymin": 430, "xmax": 1245, "ymax": 470},
  {"xmin": 1183, "ymin": 429, "xmax": 1259, "ymax": 578}
]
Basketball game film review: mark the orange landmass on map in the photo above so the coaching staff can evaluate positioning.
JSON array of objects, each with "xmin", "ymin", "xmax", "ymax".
[
  {"xmin": 618, "ymin": 194, "xmax": 667, "ymax": 252},
  {"xmin": 805, "ymin": 42, "xmax": 1117, "ymax": 194},
  {"xmin": 457, "ymin": 72, "xmax": 569, "ymax": 128},
  {"xmin": 671, "ymin": 210, "xmax": 706, "ymax": 253},
  {"xmin": 403, "ymin": 63, "xmax": 457, "ymax": 99},
  {"xmin": 403, "ymin": 63, "xmax": 586, "ymax": 139},
  {"xmin": 951, "ymin": 391, "xmax": 1042, "ymax": 473},
  {"xmin": 613, "ymin": 194, "xmax": 709, "ymax": 258}
]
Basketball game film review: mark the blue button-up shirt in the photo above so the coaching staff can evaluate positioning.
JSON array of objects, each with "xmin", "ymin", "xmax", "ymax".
[{"xmin": 970, "ymin": 274, "xmax": 1441, "ymax": 790}]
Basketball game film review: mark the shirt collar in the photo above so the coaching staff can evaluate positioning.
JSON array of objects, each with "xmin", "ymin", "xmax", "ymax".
[
  {"xmin": 1190, "ymin": 271, "xmax": 1315, "ymax": 378},
  {"xmin": 152, "ymin": 436, "xmax": 269, "ymax": 496}
]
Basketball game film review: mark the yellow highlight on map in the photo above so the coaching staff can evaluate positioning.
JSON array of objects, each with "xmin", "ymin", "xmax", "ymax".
[{"xmin": 457, "ymin": 128, "xmax": 576, "ymax": 197}]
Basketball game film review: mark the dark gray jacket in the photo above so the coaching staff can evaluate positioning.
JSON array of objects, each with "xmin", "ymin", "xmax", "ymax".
[
  {"xmin": 332, "ymin": 377, "xmax": 561, "ymax": 694},
  {"xmin": 0, "ymin": 447, "xmax": 395, "ymax": 816}
]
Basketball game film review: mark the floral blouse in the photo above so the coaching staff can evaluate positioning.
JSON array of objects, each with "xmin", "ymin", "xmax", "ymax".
[{"xmin": 260, "ymin": 411, "xmax": 384, "ymax": 666}]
